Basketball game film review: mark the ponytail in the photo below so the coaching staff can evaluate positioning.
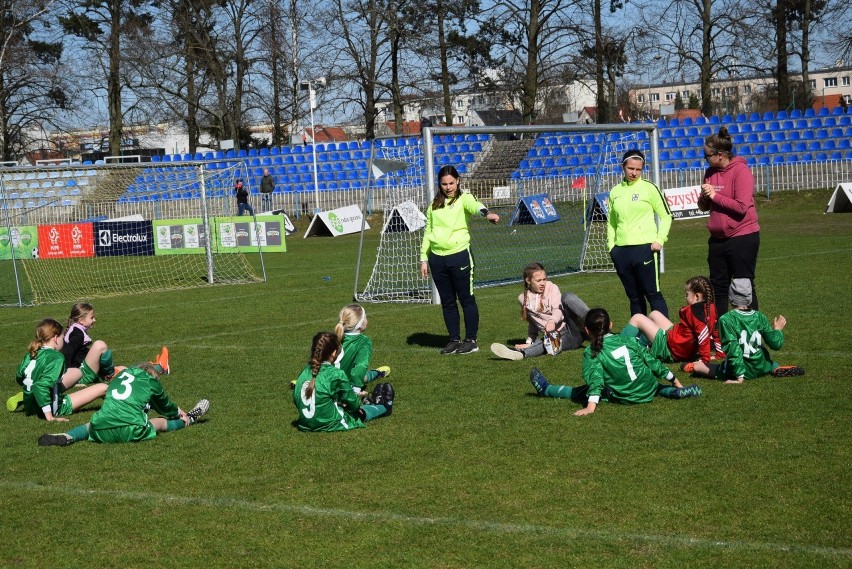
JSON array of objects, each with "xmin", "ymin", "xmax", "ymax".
[
  {"xmin": 305, "ymin": 332, "xmax": 339, "ymax": 398},
  {"xmin": 29, "ymin": 319, "xmax": 63, "ymax": 358},
  {"xmin": 584, "ymin": 308, "xmax": 610, "ymax": 358}
]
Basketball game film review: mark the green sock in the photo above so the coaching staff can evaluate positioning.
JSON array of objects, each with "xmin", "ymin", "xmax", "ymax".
[
  {"xmin": 621, "ymin": 324, "xmax": 639, "ymax": 339},
  {"xmin": 68, "ymin": 424, "xmax": 89, "ymax": 442},
  {"xmin": 362, "ymin": 404, "xmax": 389, "ymax": 421},
  {"xmin": 544, "ymin": 384, "xmax": 575, "ymax": 399},
  {"xmin": 365, "ymin": 370, "xmax": 380, "ymax": 383},
  {"xmin": 166, "ymin": 419, "xmax": 186, "ymax": 432},
  {"xmin": 656, "ymin": 385, "xmax": 678, "ymax": 399},
  {"xmin": 99, "ymin": 349, "xmax": 115, "ymax": 377}
]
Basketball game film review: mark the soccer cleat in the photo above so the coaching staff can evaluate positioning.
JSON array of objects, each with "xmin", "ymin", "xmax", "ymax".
[
  {"xmin": 369, "ymin": 383, "xmax": 395, "ymax": 415},
  {"xmin": 529, "ymin": 367, "xmax": 550, "ymax": 396},
  {"xmin": 187, "ymin": 399, "xmax": 210, "ymax": 424},
  {"xmin": 674, "ymin": 384, "xmax": 702, "ymax": 399},
  {"xmin": 6, "ymin": 391, "xmax": 24, "ymax": 412},
  {"xmin": 680, "ymin": 362, "xmax": 696, "ymax": 374},
  {"xmin": 456, "ymin": 339, "xmax": 479, "ymax": 355},
  {"xmin": 374, "ymin": 366, "xmax": 391, "ymax": 379},
  {"xmin": 441, "ymin": 340, "xmax": 463, "ymax": 355},
  {"xmin": 490, "ymin": 343, "xmax": 523, "ymax": 361},
  {"xmin": 151, "ymin": 346, "xmax": 170, "ymax": 376},
  {"xmin": 289, "ymin": 379, "xmax": 297, "ymax": 390},
  {"xmin": 772, "ymin": 365, "xmax": 805, "ymax": 377},
  {"xmin": 38, "ymin": 433, "xmax": 74, "ymax": 447}
]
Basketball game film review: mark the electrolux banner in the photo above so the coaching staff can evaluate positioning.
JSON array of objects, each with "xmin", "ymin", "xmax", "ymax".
[{"xmin": 94, "ymin": 221, "xmax": 155, "ymax": 256}]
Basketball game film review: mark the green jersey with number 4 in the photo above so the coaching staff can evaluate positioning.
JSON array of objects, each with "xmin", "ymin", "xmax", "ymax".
[
  {"xmin": 717, "ymin": 309, "xmax": 783, "ymax": 379},
  {"xmin": 90, "ymin": 367, "xmax": 180, "ymax": 432},
  {"xmin": 293, "ymin": 362, "xmax": 364, "ymax": 432},
  {"xmin": 17, "ymin": 348, "xmax": 66, "ymax": 416},
  {"xmin": 582, "ymin": 333, "xmax": 672, "ymax": 404}
]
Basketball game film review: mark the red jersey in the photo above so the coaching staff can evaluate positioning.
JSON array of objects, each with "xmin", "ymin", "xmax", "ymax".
[{"xmin": 667, "ymin": 303, "xmax": 720, "ymax": 363}]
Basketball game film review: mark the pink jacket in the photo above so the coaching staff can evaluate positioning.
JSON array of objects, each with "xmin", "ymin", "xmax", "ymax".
[
  {"xmin": 518, "ymin": 281, "xmax": 565, "ymax": 341},
  {"xmin": 700, "ymin": 156, "xmax": 760, "ymax": 238}
]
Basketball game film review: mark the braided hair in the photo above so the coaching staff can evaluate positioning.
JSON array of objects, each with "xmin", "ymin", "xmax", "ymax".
[
  {"xmin": 28, "ymin": 319, "xmax": 63, "ymax": 358},
  {"xmin": 521, "ymin": 262, "xmax": 546, "ymax": 321},
  {"xmin": 584, "ymin": 308, "xmax": 611, "ymax": 359},
  {"xmin": 686, "ymin": 275, "xmax": 715, "ymax": 325},
  {"xmin": 305, "ymin": 332, "xmax": 340, "ymax": 398}
]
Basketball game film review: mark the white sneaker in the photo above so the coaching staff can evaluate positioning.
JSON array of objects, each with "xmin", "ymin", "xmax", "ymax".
[
  {"xmin": 490, "ymin": 343, "xmax": 523, "ymax": 361},
  {"xmin": 187, "ymin": 399, "xmax": 210, "ymax": 424}
]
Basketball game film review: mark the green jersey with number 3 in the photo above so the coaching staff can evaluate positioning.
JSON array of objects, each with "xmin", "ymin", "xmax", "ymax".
[
  {"xmin": 582, "ymin": 333, "xmax": 672, "ymax": 404},
  {"xmin": 293, "ymin": 362, "xmax": 365, "ymax": 432},
  {"xmin": 718, "ymin": 309, "xmax": 783, "ymax": 379},
  {"xmin": 90, "ymin": 366, "xmax": 180, "ymax": 431}
]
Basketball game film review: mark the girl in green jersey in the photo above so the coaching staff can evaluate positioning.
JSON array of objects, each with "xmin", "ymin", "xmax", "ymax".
[
  {"xmin": 334, "ymin": 304, "xmax": 390, "ymax": 393},
  {"xmin": 529, "ymin": 308, "xmax": 702, "ymax": 416},
  {"xmin": 293, "ymin": 332, "xmax": 394, "ymax": 432}
]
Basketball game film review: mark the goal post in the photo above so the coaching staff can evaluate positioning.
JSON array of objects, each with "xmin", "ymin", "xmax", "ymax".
[
  {"xmin": 0, "ymin": 160, "xmax": 270, "ymax": 306},
  {"xmin": 354, "ymin": 124, "xmax": 661, "ymax": 303}
]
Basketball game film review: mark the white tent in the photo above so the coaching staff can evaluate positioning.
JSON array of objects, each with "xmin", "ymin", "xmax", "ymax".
[{"xmin": 825, "ymin": 182, "xmax": 852, "ymax": 213}]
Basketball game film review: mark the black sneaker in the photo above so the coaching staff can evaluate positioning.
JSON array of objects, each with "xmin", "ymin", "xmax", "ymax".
[
  {"xmin": 771, "ymin": 366, "xmax": 805, "ymax": 377},
  {"xmin": 441, "ymin": 340, "xmax": 463, "ymax": 355},
  {"xmin": 456, "ymin": 339, "xmax": 479, "ymax": 355},
  {"xmin": 38, "ymin": 433, "xmax": 74, "ymax": 447},
  {"xmin": 368, "ymin": 383, "xmax": 395, "ymax": 415}
]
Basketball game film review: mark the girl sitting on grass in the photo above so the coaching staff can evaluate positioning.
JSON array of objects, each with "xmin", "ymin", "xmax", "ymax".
[
  {"xmin": 529, "ymin": 308, "xmax": 702, "ymax": 416},
  {"xmin": 38, "ymin": 360, "xmax": 209, "ymax": 446},
  {"xmin": 334, "ymin": 304, "xmax": 390, "ymax": 393},
  {"xmin": 683, "ymin": 279, "xmax": 804, "ymax": 383},
  {"xmin": 16, "ymin": 319, "xmax": 108, "ymax": 422},
  {"xmin": 621, "ymin": 275, "xmax": 722, "ymax": 366},
  {"xmin": 293, "ymin": 332, "xmax": 394, "ymax": 432},
  {"xmin": 490, "ymin": 262, "xmax": 589, "ymax": 361}
]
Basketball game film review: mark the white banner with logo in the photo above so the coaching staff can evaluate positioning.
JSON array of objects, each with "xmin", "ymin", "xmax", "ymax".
[
  {"xmin": 304, "ymin": 205, "xmax": 370, "ymax": 238},
  {"xmin": 664, "ymin": 185, "xmax": 708, "ymax": 220}
]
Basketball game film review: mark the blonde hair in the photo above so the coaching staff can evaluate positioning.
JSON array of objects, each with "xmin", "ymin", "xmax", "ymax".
[
  {"xmin": 334, "ymin": 304, "xmax": 366, "ymax": 342},
  {"xmin": 29, "ymin": 319, "xmax": 63, "ymax": 358}
]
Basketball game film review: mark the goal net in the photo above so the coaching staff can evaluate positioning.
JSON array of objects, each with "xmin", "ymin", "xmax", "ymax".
[
  {"xmin": 355, "ymin": 125, "xmax": 658, "ymax": 303},
  {"xmin": 0, "ymin": 160, "xmax": 266, "ymax": 306}
]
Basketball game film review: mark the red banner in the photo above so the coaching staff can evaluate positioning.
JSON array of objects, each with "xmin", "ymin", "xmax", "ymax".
[{"xmin": 37, "ymin": 223, "xmax": 95, "ymax": 259}]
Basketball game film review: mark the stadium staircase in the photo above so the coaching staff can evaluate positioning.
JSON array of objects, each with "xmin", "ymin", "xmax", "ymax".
[{"xmin": 470, "ymin": 138, "xmax": 536, "ymax": 180}]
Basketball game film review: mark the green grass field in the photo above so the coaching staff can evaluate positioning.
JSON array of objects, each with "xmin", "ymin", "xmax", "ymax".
[{"xmin": 1, "ymin": 189, "xmax": 849, "ymax": 568}]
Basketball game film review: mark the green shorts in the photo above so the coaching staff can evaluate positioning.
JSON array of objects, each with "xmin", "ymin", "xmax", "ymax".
[
  {"xmin": 89, "ymin": 423, "xmax": 157, "ymax": 444},
  {"xmin": 56, "ymin": 395, "xmax": 74, "ymax": 417},
  {"xmin": 649, "ymin": 328, "xmax": 674, "ymax": 363},
  {"xmin": 77, "ymin": 362, "xmax": 102, "ymax": 386}
]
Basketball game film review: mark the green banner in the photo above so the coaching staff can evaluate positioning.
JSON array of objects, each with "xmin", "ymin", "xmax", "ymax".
[
  {"xmin": 0, "ymin": 226, "xmax": 39, "ymax": 260},
  {"xmin": 153, "ymin": 216, "xmax": 286, "ymax": 255}
]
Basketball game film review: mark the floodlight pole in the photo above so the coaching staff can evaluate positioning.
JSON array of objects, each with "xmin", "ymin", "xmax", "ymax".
[{"xmin": 302, "ymin": 76, "xmax": 325, "ymax": 215}]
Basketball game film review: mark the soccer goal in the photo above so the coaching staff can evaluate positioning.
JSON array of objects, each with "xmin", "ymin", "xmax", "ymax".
[
  {"xmin": 354, "ymin": 124, "xmax": 661, "ymax": 303},
  {"xmin": 0, "ymin": 160, "xmax": 268, "ymax": 306}
]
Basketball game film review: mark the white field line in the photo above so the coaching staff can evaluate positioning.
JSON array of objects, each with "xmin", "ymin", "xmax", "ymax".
[{"xmin": 2, "ymin": 481, "xmax": 850, "ymax": 559}]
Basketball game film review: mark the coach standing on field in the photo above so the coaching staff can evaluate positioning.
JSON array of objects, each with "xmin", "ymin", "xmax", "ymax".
[
  {"xmin": 699, "ymin": 126, "xmax": 760, "ymax": 316},
  {"xmin": 607, "ymin": 149, "xmax": 673, "ymax": 317}
]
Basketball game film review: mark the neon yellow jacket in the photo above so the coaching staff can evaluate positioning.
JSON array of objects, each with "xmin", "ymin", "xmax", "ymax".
[
  {"xmin": 606, "ymin": 178, "xmax": 672, "ymax": 250},
  {"xmin": 420, "ymin": 193, "xmax": 486, "ymax": 261}
]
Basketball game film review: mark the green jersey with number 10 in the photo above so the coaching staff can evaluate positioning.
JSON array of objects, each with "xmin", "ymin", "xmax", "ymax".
[{"xmin": 717, "ymin": 309, "xmax": 783, "ymax": 379}]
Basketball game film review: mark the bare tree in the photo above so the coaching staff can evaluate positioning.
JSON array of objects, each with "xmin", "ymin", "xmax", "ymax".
[{"xmin": 478, "ymin": 0, "xmax": 584, "ymax": 124}]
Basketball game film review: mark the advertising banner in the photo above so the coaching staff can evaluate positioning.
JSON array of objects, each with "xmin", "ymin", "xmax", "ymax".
[
  {"xmin": 218, "ymin": 216, "xmax": 287, "ymax": 252},
  {"xmin": 94, "ymin": 221, "xmax": 155, "ymax": 256},
  {"xmin": 0, "ymin": 226, "xmax": 39, "ymax": 260},
  {"xmin": 509, "ymin": 193, "xmax": 560, "ymax": 226},
  {"xmin": 664, "ymin": 185, "xmax": 708, "ymax": 220},
  {"xmin": 37, "ymin": 223, "xmax": 95, "ymax": 259},
  {"xmin": 153, "ymin": 219, "xmax": 208, "ymax": 255},
  {"xmin": 304, "ymin": 205, "xmax": 369, "ymax": 238}
]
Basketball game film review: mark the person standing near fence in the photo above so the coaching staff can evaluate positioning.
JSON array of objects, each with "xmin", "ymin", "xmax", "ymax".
[
  {"xmin": 607, "ymin": 149, "xmax": 672, "ymax": 317},
  {"xmin": 419, "ymin": 165, "xmax": 500, "ymax": 355},
  {"xmin": 698, "ymin": 126, "xmax": 760, "ymax": 316},
  {"xmin": 260, "ymin": 168, "xmax": 275, "ymax": 211},
  {"xmin": 234, "ymin": 179, "xmax": 254, "ymax": 217}
]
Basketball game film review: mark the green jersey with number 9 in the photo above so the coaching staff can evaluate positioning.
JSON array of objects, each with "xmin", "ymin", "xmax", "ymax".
[{"xmin": 293, "ymin": 362, "xmax": 365, "ymax": 432}]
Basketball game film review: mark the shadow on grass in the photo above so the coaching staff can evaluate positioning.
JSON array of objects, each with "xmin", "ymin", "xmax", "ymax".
[{"xmin": 406, "ymin": 332, "xmax": 450, "ymax": 348}]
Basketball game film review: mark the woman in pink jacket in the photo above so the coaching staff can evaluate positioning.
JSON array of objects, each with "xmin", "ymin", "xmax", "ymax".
[
  {"xmin": 699, "ymin": 127, "xmax": 760, "ymax": 316},
  {"xmin": 490, "ymin": 263, "xmax": 589, "ymax": 361}
]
